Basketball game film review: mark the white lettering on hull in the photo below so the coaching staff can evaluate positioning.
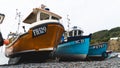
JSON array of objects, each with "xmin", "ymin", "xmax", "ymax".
[{"xmin": 32, "ymin": 25, "xmax": 47, "ymax": 37}]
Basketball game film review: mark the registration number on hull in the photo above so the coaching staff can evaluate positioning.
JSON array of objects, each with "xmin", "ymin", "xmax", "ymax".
[{"xmin": 32, "ymin": 25, "xmax": 47, "ymax": 37}]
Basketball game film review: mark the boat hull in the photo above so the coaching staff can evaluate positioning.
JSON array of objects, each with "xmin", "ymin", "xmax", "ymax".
[
  {"xmin": 56, "ymin": 35, "xmax": 91, "ymax": 60},
  {"xmin": 56, "ymin": 54, "xmax": 87, "ymax": 60},
  {"xmin": 9, "ymin": 50, "xmax": 53, "ymax": 63},
  {"xmin": 5, "ymin": 21, "xmax": 64, "ymax": 58},
  {"xmin": 88, "ymin": 43, "xmax": 108, "ymax": 59}
]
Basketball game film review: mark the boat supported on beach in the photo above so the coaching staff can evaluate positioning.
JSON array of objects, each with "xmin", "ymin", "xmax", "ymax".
[
  {"xmin": 87, "ymin": 42, "xmax": 108, "ymax": 60},
  {"xmin": 5, "ymin": 5, "xmax": 64, "ymax": 64},
  {"xmin": 55, "ymin": 26, "xmax": 91, "ymax": 60}
]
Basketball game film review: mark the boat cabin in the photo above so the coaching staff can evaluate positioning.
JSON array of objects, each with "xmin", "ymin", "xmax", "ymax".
[
  {"xmin": 23, "ymin": 6, "xmax": 62, "ymax": 24},
  {"xmin": 61, "ymin": 26, "xmax": 83, "ymax": 42},
  {"xmin": 69, "ymin": 26, "xmax": 83, "ymax": 37},
  {"xmin": 64, "ymin": 26, "xmax": 83, "ymax": 38}
]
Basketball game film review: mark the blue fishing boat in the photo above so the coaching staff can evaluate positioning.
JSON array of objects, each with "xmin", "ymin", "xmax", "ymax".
[
  {"xmin": 55, "ymin": 26, "xmax": 91, "ymax": 60},
  {"xmin": 88, "ymin": 42, "xmax": 108, "ymax": 60}
]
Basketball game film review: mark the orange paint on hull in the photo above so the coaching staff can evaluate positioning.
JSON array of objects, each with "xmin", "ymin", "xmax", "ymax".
[{"xmin": 5, "ymin": 23, "xmax": 64, "ymax": 57}]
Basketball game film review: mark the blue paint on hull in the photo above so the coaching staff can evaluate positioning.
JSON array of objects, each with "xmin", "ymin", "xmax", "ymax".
[
  {"xmin": 56, "ymin": 35, "xmax": 91, "ymax": 59},
  {"xmin": 88, "ymin": 43, "xmax": 108, "ymax": 57}
]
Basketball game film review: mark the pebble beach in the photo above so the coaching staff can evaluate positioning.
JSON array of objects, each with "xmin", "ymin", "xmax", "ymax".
[{"xmin": 0, "ymin": 58, "xmax": 120, "ymax": 68}]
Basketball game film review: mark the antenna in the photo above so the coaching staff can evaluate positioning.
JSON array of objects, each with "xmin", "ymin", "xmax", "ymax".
[
  {"xmin": 15, "ymin": 9, "xmax": 22, "ymax": 34},
  {"xmin": 66, "ymin": 15, "xmax": 70, "ymax": 37},
  {"xmin": 67, "ymin": 15, "xmax": 70, "ymax": 31}
]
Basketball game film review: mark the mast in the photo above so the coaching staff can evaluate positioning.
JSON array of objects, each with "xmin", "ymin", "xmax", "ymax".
[
  {"xmin": 66, "ymin": 15, "xmax": 70, "ymax": 37},
  {"xmin": 15, "ymin": 9, "xmax": 22, "ymax": 34},
  {"xmin": 67, "ymin": 15, "xmax": 70, "ymax": 32}
]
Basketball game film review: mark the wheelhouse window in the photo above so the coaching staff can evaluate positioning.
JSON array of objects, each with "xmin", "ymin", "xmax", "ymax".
[
  {"xmin": 51, "ymin": 16, "xmax": 59, "ymax": 20},
  {"xmin": 74, "ymin": 30, "xmax": 77, "ymax": 36},
  {"xmin": 69, "ymin": 30, "xmax": 77, "ymax": 37},
  {"xmin": 40, "ymin": 12, "xmax": 49, "ymax": 20},
  {"xmin": 78, "ymin": 30, "xmax": 83, "ymax": 36}
]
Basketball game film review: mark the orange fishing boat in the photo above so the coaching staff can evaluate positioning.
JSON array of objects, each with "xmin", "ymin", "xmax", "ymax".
[{"xmin": 5, "ymin": 5, "xmax": 64, "ymax": 64}]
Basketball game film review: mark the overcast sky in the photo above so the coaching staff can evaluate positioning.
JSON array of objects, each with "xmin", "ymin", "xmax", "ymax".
[{"xmin": 0, "ymin": 0, "xmax": 120, "ymax": 64}]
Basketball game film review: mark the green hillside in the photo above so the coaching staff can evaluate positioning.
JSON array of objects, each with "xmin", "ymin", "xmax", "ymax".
[{"xmin": 91, "ymin": 27, "xmax": 120, "ymax": 44}]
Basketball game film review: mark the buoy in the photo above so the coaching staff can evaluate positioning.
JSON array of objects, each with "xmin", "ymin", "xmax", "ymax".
[{"xmin": 4, "ymin": 39, "xmax": 9, "ymax": 45}]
